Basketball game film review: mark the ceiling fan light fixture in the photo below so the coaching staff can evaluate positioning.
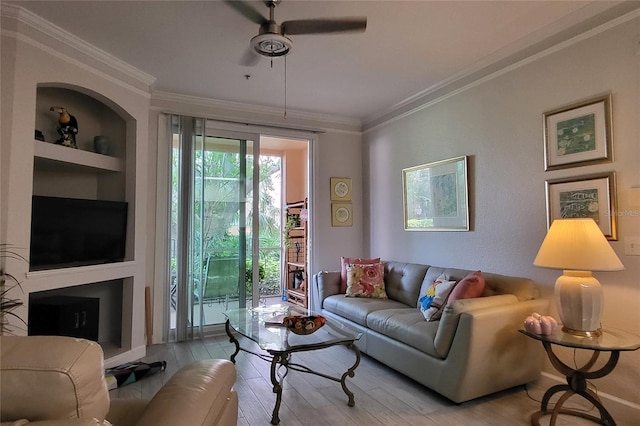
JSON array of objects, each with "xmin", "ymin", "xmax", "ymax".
[{"xmin": 251, "ymin": 33, "xmax": 292, "ymax": 57}]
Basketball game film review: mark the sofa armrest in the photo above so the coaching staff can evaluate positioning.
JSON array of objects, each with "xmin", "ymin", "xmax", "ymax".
[
  {"xmin": 0, "ymin": 336, "xmax": 110, "ymax": 424},
  {"xmin": 434, "ymin": 294, "xmax": 520, "ymax": 357},
  {"xmin": 107, "ymin": 400, "xmax": 149, "ymax": 426},
  {"xmin": 133, "ymin": 359, "xmax": 237, "ymax": 426},
  {"xmin": 438, "ymin": 297, "xmax": 551, "ymax": 402},
  {"xmin": 310, "ymin": 271, "xmax": 341, "ymax": 312}
]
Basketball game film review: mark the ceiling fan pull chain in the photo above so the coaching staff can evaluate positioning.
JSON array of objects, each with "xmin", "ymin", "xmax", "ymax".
[{"xmin": 284, "ymin": 55, "xmax": 288, "ymax": 119}]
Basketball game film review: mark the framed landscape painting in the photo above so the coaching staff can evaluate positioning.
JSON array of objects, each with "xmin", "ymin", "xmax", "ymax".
[
  {"xmin": 402, "ymin": 156, "xmax": 469, "ymax": 231},
  {"xmin": 543, "ymin": 94, "xmax": 612, "ymax": 171},
  {"xmin": 545, "ymin": 172, "xmax": 617, "ymax": 240}
]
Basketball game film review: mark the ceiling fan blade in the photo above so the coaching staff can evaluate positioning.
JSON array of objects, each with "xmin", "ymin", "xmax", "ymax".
[
  {"xmin": 223, "ymin": 0, "xmax": 268, "ymax": 25},
  {"xmin": 282, "ymin": 17, "xmax": 367, "ymax": 35},
  {"xmin": 240, "ymin": 46, "xmax": 261, "ymax": 67}
]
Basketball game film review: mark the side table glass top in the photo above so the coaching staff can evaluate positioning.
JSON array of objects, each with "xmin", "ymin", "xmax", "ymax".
[
  {"xmin": 519, "ymin": 327, "xmax": 640, "ymax": 351},
  {"xmin": 223, "ymin": 304, "xmax": 362, "ymax": 353}
]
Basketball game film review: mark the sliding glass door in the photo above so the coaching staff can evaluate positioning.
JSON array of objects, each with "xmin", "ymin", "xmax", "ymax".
[{"xmin": 169, "ymin": 116, "xmax": 262, "ymax": 340}]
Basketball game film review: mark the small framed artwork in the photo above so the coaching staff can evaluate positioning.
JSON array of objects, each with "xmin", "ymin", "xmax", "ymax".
[
  {"xmin": 331, "ymin": 203, "xmax": 353, "ymax": 227},
  {"xmin": 402, "ymin": 156, "xmax": 469, "ymax": 231},
  {"xmin": 543, "ymin": 93, "xmax": 612, "ymax": 171},
  {"xmin": 545, "ymin": 172, "xmax": 617, "ymax": 240},
  {"xmin": 330, "ymin": 177, "xmax": 352, "ymax": 201}
]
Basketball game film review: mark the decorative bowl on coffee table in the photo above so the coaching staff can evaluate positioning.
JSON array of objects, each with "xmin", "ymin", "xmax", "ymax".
[{"xmin": 282, "ymin": 315, "xmax": 327, "ymax": 335}]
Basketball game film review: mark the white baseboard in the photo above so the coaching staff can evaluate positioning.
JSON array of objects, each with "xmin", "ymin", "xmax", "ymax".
[
  {"xmin": 103, "ymin": 345, "xmax": 146, "ymax": 369},
  {"xmin": 526, "ymin": 372, "xmax": 640, "ymax": 425}
]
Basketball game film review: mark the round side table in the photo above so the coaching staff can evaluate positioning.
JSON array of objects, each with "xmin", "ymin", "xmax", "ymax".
[{"xmin": 519, "ymin": 327, "xmax": 640, "ymax": 426}]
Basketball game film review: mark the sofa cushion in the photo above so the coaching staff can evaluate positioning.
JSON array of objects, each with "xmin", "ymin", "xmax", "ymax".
[
  {"xmin": 366, "ymin": 309, "xmax": 441, "ymax": 358},
  {"xmin": 340, "ymin": 257, "xmax": 380, "ymax": 293},
  {"xmin": 0, "ymin": 336, "xmax": 110, "ymax": 423},
  {"xmin": 384, "ymin": 261, "xmax": 429, "ymax": 306},
  {"xmin": 322, "ymin": 295, "xmax": 407, "ymax": 327},
  {"xmin": 346, "ymin": 262, "xmax": 387, "ymax": 299}
]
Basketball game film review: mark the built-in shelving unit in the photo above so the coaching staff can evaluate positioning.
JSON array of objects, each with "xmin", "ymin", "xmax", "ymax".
[
  {"xmin": 26, "ymin": 86, "xmax": 137, "ymax": 365},
  {"xmin": 284, "ymin": 199, "xmax": 308, "ymax": 308},
  {"xmin": 3, "ymin": 11, "xmax": 150, "ymax": 369}
]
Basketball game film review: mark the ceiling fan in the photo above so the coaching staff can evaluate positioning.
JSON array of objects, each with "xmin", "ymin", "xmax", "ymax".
[{"xmin": 225, "ymin": 0, "xmax": 367, "ymax": 66}]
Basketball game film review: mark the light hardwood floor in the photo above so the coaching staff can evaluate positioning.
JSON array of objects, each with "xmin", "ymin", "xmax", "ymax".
[{"xmin": 109, "ymin": 334, "xmax": 599, "ymax": 425}]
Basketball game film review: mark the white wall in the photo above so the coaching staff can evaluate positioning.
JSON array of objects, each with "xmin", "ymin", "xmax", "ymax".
[
  {"xmin": 311, "ymin": 131, "xmax": 364, "ymax": 272},
  {"xmin": 363, "ymin": 15, "xmax": 640, "ymax": 418}
]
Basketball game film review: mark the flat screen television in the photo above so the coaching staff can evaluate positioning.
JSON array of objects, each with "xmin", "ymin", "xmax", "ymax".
[{"xmin": 30, "ymin": 196, "xmax": 128, "ymax": 271}]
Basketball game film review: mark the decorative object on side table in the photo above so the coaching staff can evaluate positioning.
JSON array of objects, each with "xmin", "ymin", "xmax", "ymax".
[
  {"xmin": 49, "ymin": 106, "xmax": 78, "ymax": 148},
  {"xmin": 543, "ymin": 93, "xmax": 612, "ymax": 171},
  {"xmin": 523, "ymin": 312, "xmax": 558, "ymax": 335},
  {"xmin": 402, "ymin": 155, "xmax": 469, "ymax": 231},
  {"xmin": 545, "ymin": 172, "xmax": 618, "ymax": 240},
  {"xmin": 93, "ymin": 135, "xmax": 111, "ymax": 155},
  {"xmin": 533, "ymin": 218, "xmax": 624, "ymax": 337}
]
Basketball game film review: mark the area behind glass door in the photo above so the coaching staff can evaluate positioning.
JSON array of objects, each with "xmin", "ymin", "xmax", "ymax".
[{"xmin": 170, "ymin": 117, "xmax": 260, "ymax": 339}]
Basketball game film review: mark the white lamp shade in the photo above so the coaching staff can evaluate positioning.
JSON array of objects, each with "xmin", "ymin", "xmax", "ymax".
[{"xmin": 533, "ymin": 218, "xmax": 623, "ymax": 271}]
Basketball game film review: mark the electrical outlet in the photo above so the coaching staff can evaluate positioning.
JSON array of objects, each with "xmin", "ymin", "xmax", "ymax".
[{"xmin": 624, "ymin": 237, "xmax": 640, "ymax": 256}]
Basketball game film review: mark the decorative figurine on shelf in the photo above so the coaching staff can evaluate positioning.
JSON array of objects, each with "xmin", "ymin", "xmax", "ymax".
[{"xmin": 49, "ymin": 106, "xmax": 78, "ymax": 148}]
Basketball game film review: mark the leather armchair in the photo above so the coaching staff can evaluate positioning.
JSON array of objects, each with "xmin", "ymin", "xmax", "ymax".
[{"xmin": 0, "ymin": 336, "xmax": 238, "ymax": 426}]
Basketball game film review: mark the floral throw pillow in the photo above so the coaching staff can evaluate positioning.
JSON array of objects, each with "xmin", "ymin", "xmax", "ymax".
[
  {"xmin": 419, "ymin": 274, "xmax": 457, "ymax": 321},
  {"xmin": 340, "ymin": 257, "xmax": 381, "ymax": 293},
  {"xmin": 346, "ymin": 262, "xmax": 387, "ymax": 299}
]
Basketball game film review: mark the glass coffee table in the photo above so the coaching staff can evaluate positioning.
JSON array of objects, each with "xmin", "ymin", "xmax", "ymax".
[{"xmin": 223, "ymin": 304, "xmax": 362, "ymax": 425}]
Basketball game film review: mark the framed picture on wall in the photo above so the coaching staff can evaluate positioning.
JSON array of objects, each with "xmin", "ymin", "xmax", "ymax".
[
  {"xmin": 330, "ymin": 177, "xmax": 352, "ymax": 201},
  {"xmin": 331, "ymin": 203, "xmax": 353, "ymax": 227},
  {"xmin": 543, "ymin": 93, "xmax": 612, "ymax": 171},
  {"xmin": 402, "ymin": 156, "xmax": 469, "ymax": 231},
  {"xmin": 545, "ymin": 172, "xmax": 617, "ymax": 240}
]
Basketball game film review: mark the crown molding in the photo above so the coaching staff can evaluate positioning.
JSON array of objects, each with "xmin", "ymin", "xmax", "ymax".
[
  {"xmin": 363, "ymin": 2, "xmax": 640, "ymax": 132},
  {"xmin": 151, "ymin": 91, "xmax": 362, "ymax": 134},
  {"xmin": 1, "ymin": 3, "xmax": 156, "ymax": 88}
]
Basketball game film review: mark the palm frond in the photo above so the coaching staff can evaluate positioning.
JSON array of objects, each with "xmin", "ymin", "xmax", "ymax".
[{"xmin": 1, "ymin": 244, "xmax": 28, "ymax": 334}]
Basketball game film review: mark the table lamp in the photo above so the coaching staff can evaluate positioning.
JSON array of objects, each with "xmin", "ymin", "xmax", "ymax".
[{"xmin": 533, "ymin": 218, "xmax": 624, "ymax": 337}]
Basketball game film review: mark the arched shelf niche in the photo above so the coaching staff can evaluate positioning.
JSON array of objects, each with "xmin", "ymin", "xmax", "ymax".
[{"xmin": 33, "ymin": 83, "xmax": 135, "ymax": 203}]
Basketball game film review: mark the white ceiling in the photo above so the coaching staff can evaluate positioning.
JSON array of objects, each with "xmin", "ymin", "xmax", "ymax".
[{"xmin": 10, "ymin": 1, "xmax": 638, "ymax": 124}]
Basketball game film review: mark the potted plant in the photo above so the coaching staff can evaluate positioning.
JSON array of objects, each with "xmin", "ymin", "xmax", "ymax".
[{"xmin": 1, "ymin": 244, "xmax": 27, "ymax": 334}]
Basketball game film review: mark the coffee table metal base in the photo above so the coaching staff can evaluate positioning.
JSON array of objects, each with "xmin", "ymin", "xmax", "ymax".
[{"xmin": 225, "ymin": 319, "xmax": 361, "ymax": 425}]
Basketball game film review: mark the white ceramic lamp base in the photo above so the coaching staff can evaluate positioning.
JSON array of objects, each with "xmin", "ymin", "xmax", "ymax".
[{"xmin": 555, "ymin": 270, "xmax": 603, "ymax": 337}]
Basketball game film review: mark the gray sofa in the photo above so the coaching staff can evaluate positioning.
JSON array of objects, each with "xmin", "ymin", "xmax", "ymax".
[{"xmin": 310, "ymin": 261, "xmax": 549, "ymax": 403}]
